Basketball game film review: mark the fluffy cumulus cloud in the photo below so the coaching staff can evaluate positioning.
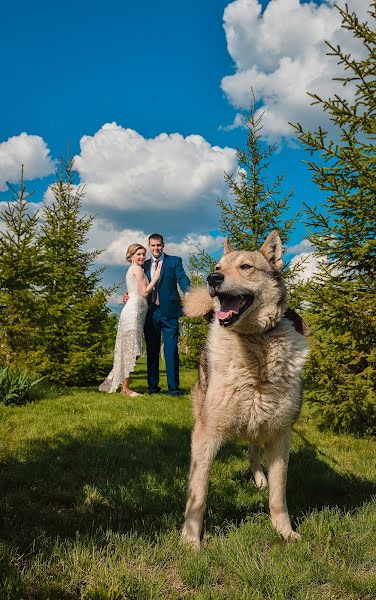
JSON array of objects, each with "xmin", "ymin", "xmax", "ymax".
[
  {"xmin": 94, "ymin": 225, "xmax": 151, "ymax": 266},
  {"xmin": 166, "ymin": 233, "xmax": 225, "ymax": 259},
  {"xmin": 290, "ymin": 249, "xmax": 328, "ymax": 282},
  {"xmin": 90, "ymin": 218, "xmax": 225, "ymax": 266},
  {"xmin": 286, "ymin": 238, "xmax": 316, "ymax": 255},
  {"xmin": 73, "ymin": 123, "xmax": 237, "ymax": 233},
  {"xmin": 221, "ymin": 0, "xmax": 369, "ymax": 140},
  {"xmin": 288, "ymin": 237, "xmax": 342, "ymax": 282},
  {"xmin": 0, "ymin": 133, "xmax": 55, "ymax": 191},
  {"xmin": 0, "ymin": 198, "xmax": 42, "ymax": 237},
  {"xmin": 88, "ymin": 219, "xmax": 225, "ymax": 307}
]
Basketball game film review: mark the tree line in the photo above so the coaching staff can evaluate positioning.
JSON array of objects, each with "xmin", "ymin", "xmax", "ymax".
[{"xmin": 0, "ymin": 158, "xmax": 116, "ymax": 385}]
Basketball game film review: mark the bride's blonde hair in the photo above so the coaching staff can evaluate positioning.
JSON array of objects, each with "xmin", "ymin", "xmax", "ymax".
[{"xmin": 126, "ymin": 243, "xmax": 146, "ymax": 263}]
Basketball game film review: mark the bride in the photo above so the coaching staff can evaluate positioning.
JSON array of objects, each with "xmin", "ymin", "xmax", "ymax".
[{"xmin": 99, "ymin": 243, "xmax": 161, "ymax": 396}]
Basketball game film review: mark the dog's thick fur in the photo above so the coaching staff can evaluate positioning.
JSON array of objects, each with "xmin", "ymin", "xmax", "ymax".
[{"xmin": 182, "ymin": 232, "xmax": 308, "ymax": 548}]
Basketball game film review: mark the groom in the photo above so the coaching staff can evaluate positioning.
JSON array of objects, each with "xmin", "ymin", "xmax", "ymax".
[{"xmin": 143, "ymin": 233, "xmax": 190, "ymax": 395}]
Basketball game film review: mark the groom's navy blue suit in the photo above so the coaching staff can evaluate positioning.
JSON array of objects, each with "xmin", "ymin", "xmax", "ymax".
[{"xmin": 143, "ymin": 254, "xmax": 190, "ymax": 393}]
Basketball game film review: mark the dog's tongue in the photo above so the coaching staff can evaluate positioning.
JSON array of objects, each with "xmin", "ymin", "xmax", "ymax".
[{"xmin": 216, "ymin": 296, "xmax": 241, "ymax": 320}]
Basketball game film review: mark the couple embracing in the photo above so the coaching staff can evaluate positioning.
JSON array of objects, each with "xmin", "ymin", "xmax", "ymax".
[{"xmin": 99, "ymin": 233, "xmax": 190, "ymax": 396}]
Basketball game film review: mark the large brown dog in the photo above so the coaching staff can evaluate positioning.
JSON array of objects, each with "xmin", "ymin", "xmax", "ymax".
[{"xmin": 182, "ymin": 231, "xmax": 308, "ymax": 548}]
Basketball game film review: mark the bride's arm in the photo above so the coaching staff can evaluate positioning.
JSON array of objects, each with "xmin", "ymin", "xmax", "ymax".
[{"xmin": 133, "ymin": 264, "xmax": 161, "ymax": 298}]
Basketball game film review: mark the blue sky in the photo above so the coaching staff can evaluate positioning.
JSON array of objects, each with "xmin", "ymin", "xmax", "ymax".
[{"xmin": 0, "ymin": 0, "xmax": 367, "ymax": 300}]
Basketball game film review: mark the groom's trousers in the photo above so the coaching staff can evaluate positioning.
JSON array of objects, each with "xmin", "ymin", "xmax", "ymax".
[{"xmin": 144, "ymin": 303, "xmax": 180, "ymax": 392}]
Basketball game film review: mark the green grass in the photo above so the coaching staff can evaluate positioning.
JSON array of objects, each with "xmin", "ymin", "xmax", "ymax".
[{"xmin": 0, "ymin": 358, "xmax": 375, "ymax": 599}]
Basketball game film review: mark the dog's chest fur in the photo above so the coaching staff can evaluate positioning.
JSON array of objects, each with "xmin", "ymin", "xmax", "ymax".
[{"xmin": 205, "ymin": 318, "xmax": 308, "ymax": 441}]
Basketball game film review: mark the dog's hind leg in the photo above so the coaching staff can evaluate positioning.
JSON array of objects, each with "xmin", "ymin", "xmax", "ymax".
[
  {"xmin": 248, "ymin": 444, "xmax": 268, "ymax": 489},
  {"xmin": 265, "ymin": 430, "xmax": 300, "ymax": 541},
  {"xmin": 182, "ymin": 423, "xmax": 221, "ymax": 549}
]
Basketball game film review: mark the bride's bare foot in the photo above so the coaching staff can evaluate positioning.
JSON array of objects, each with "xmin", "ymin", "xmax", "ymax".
[{"xmin": 121, "ymin": 387, "xmax": 142, "ymax": 397}]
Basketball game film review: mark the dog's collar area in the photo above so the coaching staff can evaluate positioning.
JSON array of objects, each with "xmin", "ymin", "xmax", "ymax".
[
  {"xmin": 237, "ymin": 319, "xmax": 280, "ymax": 337},
  {"xmin": 236, "ymin": 310, "xmax": 309, "ymax": 337},
  {"xmin": 214, "ymin": 292, "xmax": 254, "ymax": 327}
]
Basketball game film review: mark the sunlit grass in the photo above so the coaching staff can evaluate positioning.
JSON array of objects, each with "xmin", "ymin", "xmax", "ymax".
[{"xmin": 0, "ymin": 358, "xmax": 375, "ymax": 599}]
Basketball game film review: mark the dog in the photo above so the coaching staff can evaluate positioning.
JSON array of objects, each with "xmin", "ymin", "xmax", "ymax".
[{"xmin": 181, "ymin": 231, "xmax": 309, "ymax": 548}]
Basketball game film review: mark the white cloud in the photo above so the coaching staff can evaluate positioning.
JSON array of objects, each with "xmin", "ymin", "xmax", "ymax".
[
  {"xmin": 38, "ymin": 123, "xmax": 236, "ymax": 292},
  {"xmin": 95, "ymin": 226, "xmax": 150, "ymax": 266},
  {"xmin": 0, "ymin": 199, "xmax": 42, "ymax": 236},
  {"xmin": 287, "ymin": 238, "xmax": 332, "ymax": 282},
  {"xmin": 290, "ymin": 251, "xmax": 326, "ymax": 282},
  {"xmin": 0, "ymin": 133, "xmax": 55, "ymax": 191},
  {"xmin": 107, "ymin": 291, "xmax": 125, "ymax": 307},
  {"xmin": 287, "ymin": 238, "xmax": 315, "ymax": 255},
  {"xmin": 221, "ymin": 0, "xmax": 369, "ymax": 140},
  {"xmin": 73, "ymin": 123, "xmax": 237, "ymax": 218},
  {"xmin": 166, "ymin": 233, "xmax": 225, "ymax": 258},
  {"xmin": 88, "ymin": 220, "xmax": 225, "ymax": 303},
  {"xmin": 91, "ymin": 219, "xmax": 225, "ymax": 266},
  {"xmin": 219, "ymin": 112, "xmax": 246, "ymax": 131}
]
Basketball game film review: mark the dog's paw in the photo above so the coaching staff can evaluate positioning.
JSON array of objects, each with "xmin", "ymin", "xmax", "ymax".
[
  {"xmin": 254, "ymin": 471, "xmax": 268, "ymax": 489},
  {"xmin": 272, "ymin": 515, "xmax": 301, "ymax": 542},
  {"xmin": 286, "ymin": 530, "xmax": 301, "ymax": 542},
  {"xmin": 279, "ymin": 529, "xmax": 301, "ymax": 543},
  {"xmin": 181, "ymin": 528, "xmax": 200, "ymax": 551},
  {"xmin": 184, "ymin": 286, "xmax": 214, "ymax": 318}
]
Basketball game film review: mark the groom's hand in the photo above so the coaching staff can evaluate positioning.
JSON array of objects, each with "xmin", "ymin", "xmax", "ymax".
[{"xmin": 123, "ymin": 292, "xmax": 129, "ymax": 303}]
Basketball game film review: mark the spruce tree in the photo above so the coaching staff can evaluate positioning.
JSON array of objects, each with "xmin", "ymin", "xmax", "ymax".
[
  {"xmin": 190, "ymin": 98, "xmax": 298, "ymax": 276},
  {"xmin": 0, "ymin": 166, "xmax": 41, "ymax": 366},
  {"xmin": 219, "ymin": 100, "xmax": 295, "ymax": 250},
  {"xmin": 37, "ymin": 157, "xmax": 115, "ymax": 384},
  {"xmin": 292, "ymin": 2, "xmax": 376, "ymax": 434},
  {"xmin": 185, "ymin": 101, "xmax": 301, "ymax": 366}
]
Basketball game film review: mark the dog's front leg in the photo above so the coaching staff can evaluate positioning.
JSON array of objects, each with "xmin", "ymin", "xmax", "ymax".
[
  {"xmin": 182, "ymin": 423, "xmax": 221, "ymax": 549},
  {"xmin": 265, "ymin": 429, "xmax": 300, "ymax": 541}
]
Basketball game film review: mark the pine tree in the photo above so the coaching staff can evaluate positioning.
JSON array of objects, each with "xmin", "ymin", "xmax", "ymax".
[
  {"xmin": 292, "ymin": 2, "xmax": 376, "ymax": 434},
  {"xmin": 185, "ymin": 101, "xmax": 302, "ymax": 366},
  {"xmin": 0, "ymin": 166, "xmax": 41, "ymax": 366},
  {"xmin": 37, "ymin": 157, "xmax": 115, "ymax": 384},
  {"xmin": 219, "ymin": 100, "xmax": 296, "ymax": 251},
  {"xmin": 190, "ymin": 98, "xmax": 298, "ymax": 277}
]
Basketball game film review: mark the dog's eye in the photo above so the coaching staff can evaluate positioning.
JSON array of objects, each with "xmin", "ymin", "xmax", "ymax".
[
  {"xmin": 215, "ymin": 266, "xmax": 221, "ymax": 271},
  {"xmin": 240, "ymin": 263, "xmax": 253, "ymax": 270}
]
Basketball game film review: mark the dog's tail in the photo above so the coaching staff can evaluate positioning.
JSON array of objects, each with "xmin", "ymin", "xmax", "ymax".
[{"xmin": 183, "ymin": 286, "xmax": 214, "ymax": 319}]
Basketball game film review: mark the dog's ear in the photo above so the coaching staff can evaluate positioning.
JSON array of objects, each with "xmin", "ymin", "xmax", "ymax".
[
  {"xmin": 223, "ymin": 237, "xmax": 235, "ymax": 255},
  {"xmin": 259, "ymin": 231, "xmax": 283, "ymax": 270}
]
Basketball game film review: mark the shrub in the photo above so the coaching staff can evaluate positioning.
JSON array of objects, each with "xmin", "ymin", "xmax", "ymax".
[
  {"xmin": 0, "ymin": 366, "xmax": 44, "ymax": 406},
  {"xmin": 179, "ymin": 317, "xmax": 208, "ymax": 369}
]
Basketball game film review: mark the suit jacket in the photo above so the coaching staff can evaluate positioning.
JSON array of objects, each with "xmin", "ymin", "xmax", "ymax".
[{"xmin": 144, "ymin": 254, "xmax": 190, "ymax": 318}]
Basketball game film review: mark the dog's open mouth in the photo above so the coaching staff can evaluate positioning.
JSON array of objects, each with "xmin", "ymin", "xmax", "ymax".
[{"xmin": 215, "ymin": 293, "xmax": 254, "ymax": 327}]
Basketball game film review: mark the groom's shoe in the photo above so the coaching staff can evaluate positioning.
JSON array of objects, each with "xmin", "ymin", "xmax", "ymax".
[
  {"xmin": 168, "ymin": 389, "xmax": 183, "ymax": 396},
  {"xmin": 148, "ymin": 387, "xmax": 161, "ymax": 395}
]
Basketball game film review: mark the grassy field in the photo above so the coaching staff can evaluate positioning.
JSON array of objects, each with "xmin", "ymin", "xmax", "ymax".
[{"xmin": 0, "ymin": 359, "xmax": 375, "ymax": 599}]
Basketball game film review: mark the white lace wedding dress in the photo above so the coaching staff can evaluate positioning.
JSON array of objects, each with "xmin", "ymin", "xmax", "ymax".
[{"xmin": 99, "ymin": 265, "xmax": 148, "ymax": 392}]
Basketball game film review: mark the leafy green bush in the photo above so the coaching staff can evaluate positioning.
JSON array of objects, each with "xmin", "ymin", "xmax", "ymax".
[
  {"xmin": 0, "ymin": 366, "xmax": 44, "ymax": 406},
  {"xmin": 179, "ymin": 317, "xmax": 208, "ymax": 369},
  {"xmin": 303, "ymin": 307, "xmax": 376, "ymax": 436}
]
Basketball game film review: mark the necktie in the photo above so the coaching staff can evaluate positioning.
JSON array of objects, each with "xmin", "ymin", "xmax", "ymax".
[{"xmin": 153, "ymin": 259, "xmax": 160, "ymax": 305}]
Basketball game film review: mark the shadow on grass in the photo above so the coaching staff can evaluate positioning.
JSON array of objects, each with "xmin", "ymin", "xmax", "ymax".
[{"xmin": 0, "ymin": 422, "xmax": 375, "ymax": 551}]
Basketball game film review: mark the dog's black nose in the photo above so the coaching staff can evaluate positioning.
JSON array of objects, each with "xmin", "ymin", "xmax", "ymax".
[{"xmin": 207, "ymin": 272, "xmax": 224, "ymax": 287}]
